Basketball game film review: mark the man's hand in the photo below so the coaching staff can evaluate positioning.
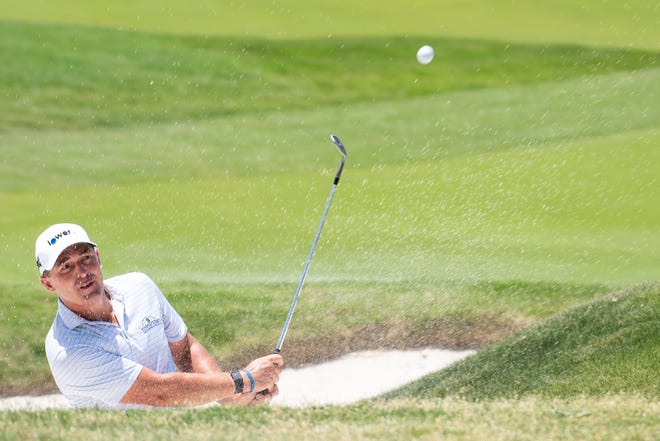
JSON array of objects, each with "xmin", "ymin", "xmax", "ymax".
[
  {"xmin": 244, "ymin": 354, "xmax": 283, "ymax": 394},
  {"xmin": 250, "ymin": 383, "xmax": 279, "ymax": 405},
  {"xmin": 219, "ymin": 354, "xmax": 283, "ymax": 406}
]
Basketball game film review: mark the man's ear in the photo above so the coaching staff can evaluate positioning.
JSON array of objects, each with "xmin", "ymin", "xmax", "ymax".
[
  {"xmin": 95, "ymin": 247, "xmax": 102, "ymax": 267},
  {"xmin": 40, "ymin": 276, "xmax": 56, "ymax": 292}
]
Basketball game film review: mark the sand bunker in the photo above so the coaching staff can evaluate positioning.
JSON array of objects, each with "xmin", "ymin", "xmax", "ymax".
[
  {"xmin": 0, "ymin": 348, "xmax": 475, "ymax": 411},
  {"xmin": 272, "ymin": 348, "xmax": 475, "ymax": 407}
]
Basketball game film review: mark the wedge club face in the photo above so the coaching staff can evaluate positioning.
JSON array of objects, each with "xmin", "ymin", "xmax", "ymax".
[
  {"xmin": 330, "ymin": 134, "xmax": 347, "ymax": 184},
  {"xmin": 331, "ymin": 134, "xmax": 347, "ymax": 157}
]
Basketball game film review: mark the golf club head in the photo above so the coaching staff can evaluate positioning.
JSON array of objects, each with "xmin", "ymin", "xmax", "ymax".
[
  {"xmin": 330, "ymin": 134, "xmax": 347, "ymax": 157},
  {"xmin": 330, "ymin": 134, "xmax": 347, "ymax": 184}
]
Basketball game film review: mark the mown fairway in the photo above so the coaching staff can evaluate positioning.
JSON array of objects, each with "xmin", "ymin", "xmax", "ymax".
[
  {"xmin": 0, "ymin": 1, "xmax": 658, "ymax": 440},
  {"xmin": 3, "ymin": 0, "xmax": 659, "ymax": 49}
]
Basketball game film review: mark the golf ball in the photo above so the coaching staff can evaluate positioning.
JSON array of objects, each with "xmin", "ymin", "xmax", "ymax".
[{"xmin": 416, "ymin": 45, "xmax": 434, "ymax": 65}]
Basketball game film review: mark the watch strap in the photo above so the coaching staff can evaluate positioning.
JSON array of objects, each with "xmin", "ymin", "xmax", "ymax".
[{"xmin": 230, "ymin": 369, "xmax": 244, "ymax": 394}]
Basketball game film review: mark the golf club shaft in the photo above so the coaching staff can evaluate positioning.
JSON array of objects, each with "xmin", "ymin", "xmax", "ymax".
[
  {"xmin": 274, "ymin": 135, "xmax": 347, "ymax": 354},
  {"xmin": 274, "ymin": 183, "xmax": 337, "ymax": 353}
]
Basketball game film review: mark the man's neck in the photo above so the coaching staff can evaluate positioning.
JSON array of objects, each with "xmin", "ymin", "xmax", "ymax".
[{"xmin": 62, "ymin": 288, "xmax": 116, "ymax": 324}]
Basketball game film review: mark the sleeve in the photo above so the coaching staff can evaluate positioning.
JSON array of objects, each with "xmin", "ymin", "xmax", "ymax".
[
  {"xmin": 159, "ymin": 289, "xmax": 189, "ymax": 342},
  {"xmin": 137, "ymin": 272, "xmax": 188, "ymax": 342}
]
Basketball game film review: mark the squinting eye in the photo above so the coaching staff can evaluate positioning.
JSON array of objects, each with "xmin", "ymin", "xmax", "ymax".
[{"xmin": 59, "ymin": 264, "xmax": 72, "ymax": 275}]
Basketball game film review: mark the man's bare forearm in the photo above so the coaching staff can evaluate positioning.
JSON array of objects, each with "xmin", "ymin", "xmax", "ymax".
[
  {"xmin": 121, "ymin": 346, "xmax": 283, "ymax": 408},
  {"xmin": 170, "ymin": 332, "xmax": 222, "ymax": 374},
  {"xmin": 120, "ymin": 368, "xmax": 236, "ymax": 407}
]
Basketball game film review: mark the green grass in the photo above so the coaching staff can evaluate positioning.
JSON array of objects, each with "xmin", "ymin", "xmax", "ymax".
[
  {"xmin": 1, "ymin": 23, "xmax": 658, "ymax": 287},
  {"xmin": 2, "ymin": 20, "xmax": 657, "ymax": 132},
  {"xmin": 386, "ymin": 283, "xmax": 659, "ymax": 400},
  {"xmin": 3, "ymin": 0, "xmax": 659, "ymax": 49},
  {"xmin": 1, "ymin": 396, "xmax": 658, "ymax": 441},
  {"xmin": 1, "ymin": 1, "xmax": 659, "ymax": 439}
]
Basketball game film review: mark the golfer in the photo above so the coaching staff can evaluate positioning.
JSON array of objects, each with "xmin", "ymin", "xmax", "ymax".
[{"xmin": 36, "ymin": 223, "xmax": 282, "ymax": 408}]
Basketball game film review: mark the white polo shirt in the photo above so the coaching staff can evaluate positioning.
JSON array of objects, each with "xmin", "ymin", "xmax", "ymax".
[{"xmin": 45, "ymin": 272, "xmax": 188, "ymax": 408}]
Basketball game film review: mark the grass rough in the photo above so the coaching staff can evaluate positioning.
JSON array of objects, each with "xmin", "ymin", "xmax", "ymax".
[{"xmin": 386, "ymin": 283, "xmax": 659, "ymax": 400}]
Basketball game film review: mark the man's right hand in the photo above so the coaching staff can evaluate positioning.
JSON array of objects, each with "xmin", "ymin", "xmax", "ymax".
[{"xmin": 244, "ymin": 353, "xmax": 283, "ymax": 394}]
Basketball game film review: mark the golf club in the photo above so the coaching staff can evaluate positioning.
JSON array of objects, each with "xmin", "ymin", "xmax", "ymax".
[{"xmin": 274, "ymin": 134, "xmax": 347, "ymax": 354}]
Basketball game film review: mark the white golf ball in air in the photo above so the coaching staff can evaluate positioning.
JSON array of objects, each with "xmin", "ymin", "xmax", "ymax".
[{"xmin": 416, "ymin": 45, "xmax": 434, "ymax": 65}]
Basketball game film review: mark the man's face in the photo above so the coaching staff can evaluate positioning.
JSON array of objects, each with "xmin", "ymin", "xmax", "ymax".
[{"xmin": 40, "ymin": 243, "xmax": 105, "ymax": 311}]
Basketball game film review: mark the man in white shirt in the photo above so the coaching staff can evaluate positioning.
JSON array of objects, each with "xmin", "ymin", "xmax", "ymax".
[{"xmin": 36, "ymin": 223, "xmax": 282, "ymax": 408}]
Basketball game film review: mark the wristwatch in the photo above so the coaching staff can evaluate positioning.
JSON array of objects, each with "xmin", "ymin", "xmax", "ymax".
[{"xmin": 230, "ymin": 369, "xmax": 244, "ymax": 394}]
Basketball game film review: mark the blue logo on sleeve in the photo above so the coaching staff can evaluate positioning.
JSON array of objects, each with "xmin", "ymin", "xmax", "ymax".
[{"xmin": 140, "ymin": 316, "xmax": 163, "ymax": 334}]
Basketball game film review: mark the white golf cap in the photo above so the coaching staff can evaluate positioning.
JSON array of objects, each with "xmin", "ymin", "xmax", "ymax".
[{"xmin": 35, "ymin": 223, "xmax": 96, "ymax": 275}]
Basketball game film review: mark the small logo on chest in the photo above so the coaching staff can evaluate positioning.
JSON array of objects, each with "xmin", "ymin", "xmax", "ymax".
[{"xmin": 140, "ymin": 315, "xmax": 163, "ymax": 334}]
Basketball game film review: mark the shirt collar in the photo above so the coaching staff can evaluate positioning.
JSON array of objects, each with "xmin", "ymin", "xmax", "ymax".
[
  {"xmin": 56, "ymin": 298, "xmax": 87, "ymax": 329},
  {"xmin": 56, "ymin": 286, "xmax": 121, "ymax": 329}
]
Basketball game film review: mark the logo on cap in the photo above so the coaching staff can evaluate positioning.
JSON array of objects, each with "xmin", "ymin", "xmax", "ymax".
[{"xmin": 47, "ymin": 230, "xmax": 72, "ymax": 246}]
